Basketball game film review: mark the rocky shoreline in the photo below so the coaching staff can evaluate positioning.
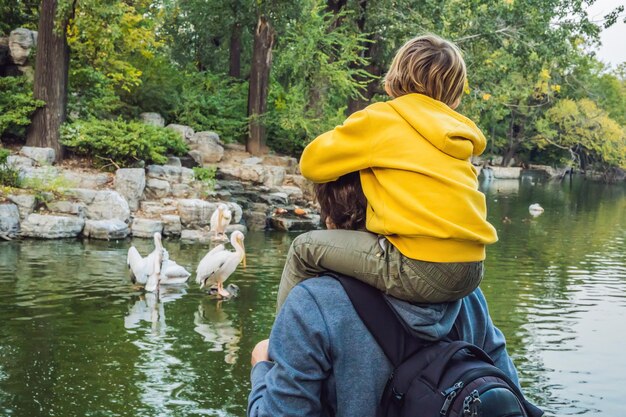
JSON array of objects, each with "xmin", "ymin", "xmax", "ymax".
[{"xmin": 0, "ymin": 132, "xmax": 321, "ymax": 241}]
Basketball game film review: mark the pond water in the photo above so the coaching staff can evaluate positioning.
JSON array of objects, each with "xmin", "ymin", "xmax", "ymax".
[{"xmin": 0, "ymin": 175, "xmax": 625, "ymax": 417}]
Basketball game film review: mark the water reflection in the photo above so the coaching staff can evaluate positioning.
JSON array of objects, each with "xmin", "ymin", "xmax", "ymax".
[
  {"xmin": 193, "ymin": 299, "xmax": 241, "ymax": 365},
  {"xmin": 124, "ymin": 286, "xmax": 187, "ymax": 333}
]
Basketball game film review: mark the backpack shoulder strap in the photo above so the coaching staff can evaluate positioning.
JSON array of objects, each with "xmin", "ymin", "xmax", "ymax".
[{"xmin": 330, "ymin": 272, "xmax": 425, "ymax": 367}]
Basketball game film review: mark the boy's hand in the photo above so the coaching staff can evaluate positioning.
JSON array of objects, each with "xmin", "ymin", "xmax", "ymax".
[{"xmin": 251, "ymin": 339, "xmax": 270, "ymax": 366}]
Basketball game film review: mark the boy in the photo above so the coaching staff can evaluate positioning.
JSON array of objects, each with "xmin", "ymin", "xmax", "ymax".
[{"xmin": 277, "ymin": 34, "xmax": 497, "ymax": 310}]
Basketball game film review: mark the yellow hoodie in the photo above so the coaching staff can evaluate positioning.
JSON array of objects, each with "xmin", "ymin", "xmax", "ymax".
[{"xmin": 300, "ymin": 93, "xmax": 498, "ymax": 262}]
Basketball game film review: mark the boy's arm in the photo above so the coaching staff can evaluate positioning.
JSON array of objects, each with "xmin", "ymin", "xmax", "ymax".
[{"xmin": 300, "ymin": 109, "xmax": 373, "ymax": 183}]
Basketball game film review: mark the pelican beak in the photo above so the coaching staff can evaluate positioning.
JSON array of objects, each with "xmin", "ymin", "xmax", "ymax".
[
  {"xmin": 243, "ymin": 252, "xmax": 247, "ymax": 269},
  {"xmin": 241, "ymin": 239, "xmax": 247, "ymax": 269}
]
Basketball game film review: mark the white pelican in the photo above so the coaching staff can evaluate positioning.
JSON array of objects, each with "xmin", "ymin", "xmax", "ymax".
[
  {"xmin": 210, "ymin": 203, "xmax": 232, "ymax": 240},
  {"xmin": 196, "ymin": 230, "xmax": 246, "ymax": 297},
  {"xmin": 529, "ymin": 203, "xmax": 545, "ymax": 217},
  {"xmin": 127, "ymin": 233, "xmax": 191, "ymax": 288}
]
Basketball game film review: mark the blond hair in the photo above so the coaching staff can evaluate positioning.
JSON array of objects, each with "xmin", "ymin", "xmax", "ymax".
[{"xmin": 384, "ymin": 34, "xmax": 466, "ymax": 107}]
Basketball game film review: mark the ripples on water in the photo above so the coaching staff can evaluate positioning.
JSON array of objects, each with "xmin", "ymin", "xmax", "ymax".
[{"xmin": 0, "ymin": 177, "xmax": 625, "ymax": 416}]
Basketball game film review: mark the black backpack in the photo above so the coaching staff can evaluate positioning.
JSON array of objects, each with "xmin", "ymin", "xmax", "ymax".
[{"xmin": 333, "ymin": 274, "xmax": 544, "ymax": 417}]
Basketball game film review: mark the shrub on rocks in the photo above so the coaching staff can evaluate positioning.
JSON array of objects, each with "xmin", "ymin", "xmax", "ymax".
[{"xmin": 61, "ymin": 119, "xmax": 189, "ymax": 170}]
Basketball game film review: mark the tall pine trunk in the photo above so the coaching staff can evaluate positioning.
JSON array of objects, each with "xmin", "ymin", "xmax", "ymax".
[
  {"xmin": 26, "ymin": 0, "xmax": 70, "ymax": 161},
  {"xmin": 246, "ymin": 16, "xmax": 274, "ymax": 156}
]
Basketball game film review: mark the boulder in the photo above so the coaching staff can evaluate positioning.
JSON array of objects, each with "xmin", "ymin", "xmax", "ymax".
[
  {"xmin": 490, "ymin": 167, "xmax": 522, "ymax": 179},
  {"xmin": 243, "ymin": 210, "xmax": 267, "ymax": 231},
  {"xmin": 166, "ymin": 124, "xmax": 194, "ymax": 141},
  {"xmin": 18, "ymin": 166, "xmax": 59, "ymax": 183},
  {"xmin": 218, "ymin": 164, "xmax": 265, "ymax": 184},
  {"xmin": 131, "ymin": 218, "xmax": 163, "ymax": 238},
  {"xmin": 161, "ymin": 215, "xmax": 182, "ymax": 236},
  {"xmin": 188, "ymin": 131, "xmax": 224, "ymax": 163},
  {"xmin": 146, "ymin": 164, "xmax": 194, "ymax": 184},
  {"xmin": 165, "ymin": 156, "xmax": 182, "ymax": 167},
  {"xmin": 243, "ymin": 156, "xmax": 263, "ymax": 165},
  {"xmin": 139, "ymin": 112, "xmax": 165, "ymax": 127},
  {"xmin": 115, "ymin": 168, "xmax": 146, "ymax": 211},
  {"xmin": 226, "ymin": 202, "xmax": 243, "ymax": 223},
  {"xmin": 269, "ymin": 214, "xmax": 321, "ymax": 232},
  {"xmin": 226, "ymin": 224, "xmax": 247, "ymax": 234},
  {"xmin": 139, "ymin": 200, "xmax": 178, "ymax": 218},
  {"xmin": 46, "ymin": 200, "xmax": 86, "ymax": 217},
  {"xmin": 180, "ymin": 229, "xmax": 212, "ymax": 243},
  {"xmin": 171, "ymin": 183, "xmax": 193, "ymax": 198},
  {"xmin": 283, "ymin": 174, "xmax": 315, "ymax": 203},
  {"xmin": 262, "ymin": 155, "xmax": 298, "ymax": 174},
  {"xmin": 6, "ymin": 155, "xmax": 34, "ymax": 169},
  {"xmin": 263, "ymin": 166, "xmax": 286, "ymax": 187},
  {"xmin": 83, "ymin": 219, "xmax": 130, "ymax": 240},
  {"xmin": 177, "ymin": 199, "xmax": 216, "ymax": 227},
  {"xmin": 145, "ymin": 178, "xmax": 171, "ymax": 199},
  {"xmin": 0, "ymin": 204, "xmax": 20, "ymax": 237},
  {"xmin": 19, "ymin": 146, "xmax": 55, "ymax": 165},
  {"xmin": 7, "ymin": 194, "xmax": 36, "ymax": 219},
  {"xmin": 8, "ymin": 28, "xmax": 37, "ymax": 65},
  {"xmin": 66, "ymin": 188, "xmax": 97, "ymax": 204},
  {"xmin": 61, "ymin": 170, "xmax": 110, "ymax": 189},
  {"xmin": 85, "ymin": 190, "xmax": 130, "ymax": 222},
  {"xmin": 260, "ymin": 192, "xmax": 289, "ymax": 206},
  {"xmin": 20, "ymin": 214, "xmax": 84, "ymax": 239}
]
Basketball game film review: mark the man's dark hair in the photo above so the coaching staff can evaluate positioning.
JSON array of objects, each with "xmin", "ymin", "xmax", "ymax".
[{"xmin": 314, "ymin": 171, "xmax": 367, "ymax": 230}]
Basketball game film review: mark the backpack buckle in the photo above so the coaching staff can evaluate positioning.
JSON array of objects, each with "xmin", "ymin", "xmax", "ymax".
[{"xmin": 392, "ymin": 387, "xmax": 404, "ymax": 401}]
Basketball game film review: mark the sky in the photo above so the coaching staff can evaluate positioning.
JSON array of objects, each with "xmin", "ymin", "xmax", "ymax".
[{"xmin": 585, "ymin": 0, "xmax": 626, "ymax": 68}]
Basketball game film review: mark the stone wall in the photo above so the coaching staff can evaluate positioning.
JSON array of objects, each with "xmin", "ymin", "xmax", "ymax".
[{"xmin": 1, "ymin": 140, "xmax": 321, "ymax": 241}]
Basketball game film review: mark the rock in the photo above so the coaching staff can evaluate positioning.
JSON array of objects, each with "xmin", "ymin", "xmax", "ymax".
[
  {"xmin": 139, "ymin": 112, "xmax": 165, "ymax": 127},
  {"xmin": 8, "ymin": 28, "xmax": 37, "ymax": 66},
  {"xmin": 6, "ymin": 155, "xmax": 34, "ymax": 169},
  {"xmin": 19, "ymin": 146, "xmax": 55, "ymax": 166},
  {"xmin": 20, "ymin": 214, "xmax": 84, "ymax": 239},
  {"xmin": 7, "ymin": 194, "xmax": 36, "ymax": 219},
  {"xmin": 263, "ymin": 166, "xmax": 286, "ymax": 187},
  {"xmin": 18, "ymin": 166, "xmax": 59, "ymax": 184},
  {"xmin": 226, "ymin": 224, "xmax": 247, "ymax": 234},
  {"xmin": 146, "ymin": 164, "xmax": 194, "ymax": 184},
  {"xmin": 145, "ymin": 178, "xmax": 171, "ymax": 199},
  {"xmin": 179, "ymin": 156, "xmax": 200, "ymax": 169},
  {"xmin": 166, "ymin": 156, "xmax": 182, "ymax": 167},
  {"xmin": 66, "ymin": 188, "xmax": 97, "ymax": 204},
  {"xmin": 283, "ymin": 174, "xmax": 315, "ymax": 203},
  {"xmin": 527, "ymin": 164, "xmax": 567, "ymax": 178},
  {"xmin": 490, "ymin": 167, "xmax": 522, "ymax": 179},
  {"xmin": 180, "ymin": 229, "xmax": 212, "ymax": 243},
  {"xmin": 131, "ymin": 218, "xmax": 163, "ymax": 238},
  {"xmin": 226, "ymin": 202, "xmax": 243, "ymax": 223},
  {"xmin": 83, "ymin": 219, "xmax": 130, "ymax": 240},
  {"xmin": 218, "ymin": 164, "xmax": 265, "ymax": 184},
  {"xmin": 171, "ymin": 183, "xmax": 192, "ymax": 198},
  {"xmin": 166, "ymin": 124, "xmax": 194, "ymax": 141},
  {"xmin": 243, "ymin": 211, "xmax": 267, "ymax": 231},
  {"xmin": 115, "ymin": 168, "xmax": 146, "ymax": 211},
  {"xmin": 274, "ymin": 185, "xmax": 304, "ymax": 203},
  {"xmin": 161, "ymin": 215, "xmax": 182, "ymax": 236},
  {"xmin": 139, "ymin": 200, "xmax": 178, "ymax": 217},
  {"xmin": 189, "ymin": 131, "xmax": 224, "ymax": 163},
  {"xmin": 85, "ymin": 190, "xmax": 130, "ymax": 222},
  {"xmin": 177, "ymin": 199, "xmax": 216, "ymax": 227},
  {"xmin": 46, "ymin": 200, "xmax": 86, "ymax": 217},
  {"xmin": 61, "ymin": 170, "xmax": 110, "ymax": 189},
  {"xmin": 260, "ymin": 192, "xmax": 289, "ymax": 206},
  {"xmin": 243, "ymin": 156, "xmax": 263, "ymax": 165},
  {"xmin": 269, "ymin": 214, "xmax": 321, "ymax": 232},
  {"xmin": 262, "ymin": 155, "xmax": 298, "ymax": 174},
  {"xmin": 0, "ymin": 204, "xmax": 20, "ymax": 237}
]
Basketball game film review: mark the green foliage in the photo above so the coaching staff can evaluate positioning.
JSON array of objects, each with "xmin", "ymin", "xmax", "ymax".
[
  {"xmin": 0, "ymin": 77, "xmax": 44, "ymax": 140},
  {"xmin": 174, "ymin": 72, "xmax": 248, "ymax": 143},
  {"xmin": 0, "ymin": 148, "xmax": 22, "ymax": 187},
  {"xmin": 67, "ymin": 67, "xmax": 124, "ymax": 120},
  {"xmin": 535, "ymin": 98, "xmax": 626, "ymax": 169},
  {"xmin": 0, "ymin": 0, "xmax": 39, "ymax": 35},
  {"xmin": 61, "ymin": 119, "xmax": 189, "ymax": 169},
  {"xmin": 193, "ymin": 166, "xmax": 217, "ymax": 190}
]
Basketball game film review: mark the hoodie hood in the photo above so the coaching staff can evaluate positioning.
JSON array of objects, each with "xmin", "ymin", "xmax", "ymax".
[
  {"xmin": 387, "ymin": 93, "xmax": 486, "ymax": 159},
  {"xmin": 385, "ymin": 295, "xmax": 462, "ymax": 341}
]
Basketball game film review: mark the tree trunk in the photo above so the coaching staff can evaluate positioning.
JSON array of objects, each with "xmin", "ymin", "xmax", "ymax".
[
  {"xmin": 26, "ymin": 0, "xmax": 70, "ymax": 161},
  {"xmin": 229, "ymin": 22, "xmax": 242, "ymax": 78},
  {"xmin": 246, "ymin": 16, "xmax": 274, "ymax": 156}
]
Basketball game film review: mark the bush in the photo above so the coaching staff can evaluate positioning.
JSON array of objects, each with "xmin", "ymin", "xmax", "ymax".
[
  {"xmin": 0, "ymin": 148, "xmax": 21, "ymax": 187},
  {"xmin": 61, "ymin": 119, "xmax": 189, "ymax": 170},
  {"xmin": 0, "ymin": 76, "xmax": 44, "ymax": 140},
  {"xmin": 192, "ymin": 166, "xmax": 217, "ymax": 190},
  {"xmin": 174, "ymin": 72, "xmax": 248, "ymax": 143},
  {"xmin": 67, "ymin": 67, "xmax": 124, "ymax": 121}
]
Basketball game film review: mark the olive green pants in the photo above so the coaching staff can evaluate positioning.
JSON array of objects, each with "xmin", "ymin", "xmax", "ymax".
[{"xmin": 276, "ymin": 230, "xmax": 483, "ymax": 312}]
